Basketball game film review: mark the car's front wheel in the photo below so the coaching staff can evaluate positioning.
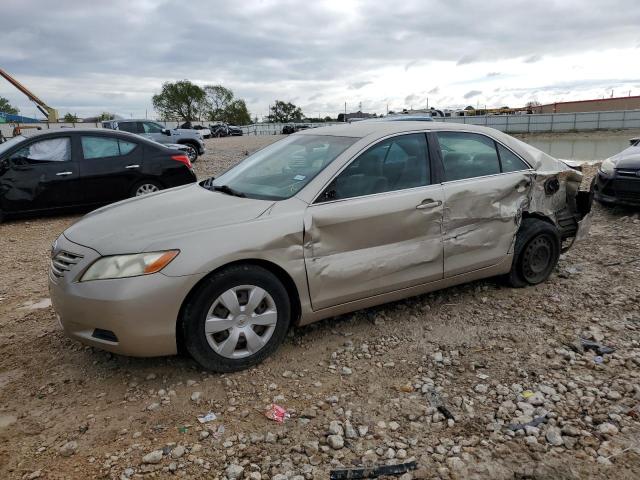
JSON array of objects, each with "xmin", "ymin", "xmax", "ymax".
[
  {"xmin": 506, "ymin": 218, "xmax": 560, "ymax": 287},
  {"xmin": 182, "ymin": 265, "xmax": 291, "ymax": 372}
]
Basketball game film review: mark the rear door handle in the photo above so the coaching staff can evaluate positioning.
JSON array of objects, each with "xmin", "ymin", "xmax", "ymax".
[
  {"xmin": 416, "ymin": 199, "xmax": 442, "ymax": 209},
  {"xmin": 125, "ymin": 164, "xmax": 140, "ymax": 169},
  {"xmin": 56, "ymin": 171, "xmax": 73, "ymax": 176}
]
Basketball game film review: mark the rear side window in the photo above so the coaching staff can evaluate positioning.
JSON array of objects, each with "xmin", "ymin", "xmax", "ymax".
[
  {"xmin": 437, "ymin": 132, "xmax": 500, "ymax": 181},
  {"xmin": 11, "ymin": 137, "xmax": 71, "ymax": 162},
  {"xmin": 81, "ymin": 136, "xmax": 138, "ymax": 159},
  {"xmin": 117, "ymin": 122, "xmax": 139, "ymax": 134},
  {"xmin": 497, "ymin": 144, "xmax": 529, "ymax": 172}
]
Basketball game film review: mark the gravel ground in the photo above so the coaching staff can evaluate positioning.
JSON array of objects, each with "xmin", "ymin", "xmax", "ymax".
[{"xmin": 1, "ymin": 135, "xmax": 639, "ymax": 479}]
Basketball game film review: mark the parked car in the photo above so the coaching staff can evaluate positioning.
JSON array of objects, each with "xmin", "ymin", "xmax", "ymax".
[
  {"xmin": 180, "ymin": 123, "xmax": 212, "ymax": 139},
  {"xmin": 0, "ymin": 129, "xmax": 196, "ymax": 222},
  {"xmin": 282, "ymin": 124, "xmax": 311, "ymax": 134},
  {"xmin": 50, "ymin": 122, "xmax": 593, "ymax": 372},
  {"xmin": 594, "ymin": 138, "xmax": 640, "ymax": 206},
  {"xmin": 210, "ymin": 123, "xmax": 243, "ymax": 137},
  {"xmin": 102, "ymin": 120, "xmax": 205, "ymax": 163}
]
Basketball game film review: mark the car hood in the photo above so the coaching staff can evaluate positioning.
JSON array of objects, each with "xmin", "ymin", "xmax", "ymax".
[
  {"xmin": 610, "ymin": 144, "xmax": 640, "ymax": 169},
  {"xmin": 64, "ymin": 184, "xmax": 274, "ymax": 255}
]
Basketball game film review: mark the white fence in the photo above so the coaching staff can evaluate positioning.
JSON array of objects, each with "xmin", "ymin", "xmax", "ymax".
[{"xmin": 435, "ymin": 109, "xmax": 640, "ymax": 133}]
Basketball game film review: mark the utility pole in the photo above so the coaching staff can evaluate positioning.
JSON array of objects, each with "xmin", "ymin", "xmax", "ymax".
[{"xmin": 344, "ymin": 102, "xmax": 347, "ymax": 122}]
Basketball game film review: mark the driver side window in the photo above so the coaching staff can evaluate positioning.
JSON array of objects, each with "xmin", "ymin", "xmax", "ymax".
[
  {"xmin": 11, "ymin": 137, "xmax": 71, "ymax": 163},
  {"xmin": 142, "ymin": 122, "xmax": 164, "ymax": 134},
  {"xmin": 316, "ymin": 133, "xmax": 430, "ymax": 202}
]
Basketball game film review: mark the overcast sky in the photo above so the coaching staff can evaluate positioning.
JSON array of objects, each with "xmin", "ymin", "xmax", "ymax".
[{"xmin": 1, "ymin": 0, "xmax": 639, "ymax": 120}]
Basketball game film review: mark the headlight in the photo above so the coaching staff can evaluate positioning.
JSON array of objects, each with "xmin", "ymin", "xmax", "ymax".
[
  {"xmin": 600, "ymin": 158, "xmax": 615, "ymax": 175},
  {"xmin": 80, "ymin": 250, "xmax": 179, "ymax": 282}
]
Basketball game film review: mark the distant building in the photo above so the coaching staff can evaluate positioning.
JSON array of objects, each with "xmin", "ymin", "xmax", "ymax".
[
  {"xmin": 0, "ymin": 112, "xmax": 40, "ymax": 123},
  {"xmin": 532, "ymin": 95, "xmax": 640, "ymax": 114},
  {"xmin": 338, "ymin": 111, "xmax": 375, "ymax": 122}
]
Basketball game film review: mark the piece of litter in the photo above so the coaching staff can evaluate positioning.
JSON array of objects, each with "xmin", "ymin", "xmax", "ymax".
[
  {"xmin": 594, "ymin": 356, "xmax": 604, "ymax": 364},
  {"xmin": 178, "ymin": 426, "xmax": 188, "ymax": 433},
  {"xmin": 212, "ymin": 424, "xmax": 225, "ymax": 438},
  {"xmin": 330, "ymin": 461, "xmax": 417, "ymax": 480},
  {"xmin": 507, "ymin": 414, "xmax": 548, "ymax": 431},
  {"xmin": 265, "ymin": 404, "xmax": 289, "ymax": 423},
  {"xmin": 522, "ymin": 390, "xmax": 534, "ymax": 399},
  {"xmin": 197, "ymin": 412, "xmax": 217, "ymax": 423},
  {"xmin": 581, "ymin": 338, "xmax": 615, "ymax": 355}
]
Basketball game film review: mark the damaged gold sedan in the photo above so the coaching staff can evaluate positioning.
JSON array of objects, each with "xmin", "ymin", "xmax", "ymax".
[{"xmin": 49, "ymin": 122, "xmax": 593, "ymax": 371}]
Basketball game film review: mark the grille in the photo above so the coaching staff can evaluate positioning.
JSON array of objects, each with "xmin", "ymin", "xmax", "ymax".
[{"xmin": 51, "ymin": 251, "xmax": 83, "ymax": 278}]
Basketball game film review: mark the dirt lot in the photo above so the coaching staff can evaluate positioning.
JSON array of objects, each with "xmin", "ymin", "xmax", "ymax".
[{"xmin": 1, "ymin": 135, "xmax": 639, "ymax": 480}]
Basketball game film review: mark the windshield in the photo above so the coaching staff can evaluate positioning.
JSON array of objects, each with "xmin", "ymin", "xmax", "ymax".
[
  {"xmin": 0, "ymin": 135, "xmax": 26, "ymax": 156},
  {"xmin": 205, "ymin": 135, "xmax": 357, "ymax": 200}
]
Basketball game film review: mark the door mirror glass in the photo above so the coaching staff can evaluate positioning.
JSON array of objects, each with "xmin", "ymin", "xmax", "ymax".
[{"xmin": 162, "ymin": 128, "xmax": 171, "ymax": 136}]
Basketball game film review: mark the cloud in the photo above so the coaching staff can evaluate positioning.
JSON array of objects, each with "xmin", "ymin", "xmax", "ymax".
[
  {"xmin": 0, "ymin": 0, "xmax": 639, "ymax": 117},
  {"xmin": 464, "ymin": 90, "xmax": 482, "ymax": 99},
  {"xmin": 348, "ymin": 81, "xmax": 372, "ymax": 90},
  {"xmin": 524, "ymin": 54, "xmax": 542, "ymax": 63},
  {"xmin": 486, "ymin": 72, "xmax": 501, "ymax": 77},
  {"xmin": 428, "ymin": 86, "xmax": 440, "ymax": 94}
]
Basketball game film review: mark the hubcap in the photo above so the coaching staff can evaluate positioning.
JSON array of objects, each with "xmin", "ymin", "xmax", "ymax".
[
  {"xmin": 204, "ymin": 285, "xmax": 277, "ymax": 359},
  {"xmin": 135, "ymin": 183, "xmax": 159, "ymax": 196}
]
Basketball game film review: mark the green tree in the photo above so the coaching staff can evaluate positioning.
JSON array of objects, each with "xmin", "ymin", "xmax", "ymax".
[
  {"xmin": 0, "ymin": 96, "xmax": 19, "ymax": 115},
  {"xmin": 223, "ymin": 99, "xmax": 251, "ymax": 125},
  {"xmin": 63, "ymin": 113, "xmax": 79, "ymax": 122},
  {"xmin": 204, "ymin": 85, "xmax": 234, "ymax": 121},
  {"xmin": 267, "ymin": 100, "xmax": 304, "ymax": 123},
  {"xmin": 98, "ymin": 112, "xmax": 115, "ymax": 121},
  {"xmin": 152, "ymin": 80, "xmax": 206, "ymax": 121}
]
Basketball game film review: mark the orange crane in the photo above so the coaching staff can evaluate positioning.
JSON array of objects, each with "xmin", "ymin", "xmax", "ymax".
[{"xmin": 0, "ymin": 67, "xmax": 59, "ymax": 122}]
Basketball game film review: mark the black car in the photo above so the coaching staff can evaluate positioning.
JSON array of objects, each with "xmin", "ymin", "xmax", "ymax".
[
  {"xmin": 282, "ymin": 124, "xmax": 312, "ymax": 135},
  {"xmin": 594, "ymin": 138, "xmax": 640, "ymax": 207},
  {"xmin": 210, "ymin": 123, "xmax": 243, "ymax": 137},
  {"xmin": 0, "ymin": 129, "xmax": 196, "ymax": 222}
]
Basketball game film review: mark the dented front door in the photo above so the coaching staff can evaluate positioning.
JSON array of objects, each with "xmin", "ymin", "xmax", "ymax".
[{"xmin": 303, "ymin": 185, "xmax": 444, "ymax": 310}]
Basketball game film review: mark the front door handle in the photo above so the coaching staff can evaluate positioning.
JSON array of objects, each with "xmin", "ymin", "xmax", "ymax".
[
  {"xmin": 416, "ymin": 199, "xmax": 443, "ymax": 209},
  {"xmin": 125, "ymin": 164, "xmax": 140, "ymax": 169},
  {"xmin": 56, "ymin": 171, "xmax": 73, "ymax": 176}
]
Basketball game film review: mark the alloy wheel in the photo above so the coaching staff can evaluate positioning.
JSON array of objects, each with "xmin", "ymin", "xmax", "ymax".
[{"xmin": 135, "ymin": 183, "xmax": 160, "ymax": 196}]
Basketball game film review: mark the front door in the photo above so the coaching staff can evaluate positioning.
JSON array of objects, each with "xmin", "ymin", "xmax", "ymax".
[
  {"xmin": 77, "ymin": 135, "xmax": 142, "ymax": 204},
  {"xmin": 435, "ymin": 131, "xmax": 532, "ymax": 277},
  {"xmin": 1, "ymin": 135, "xmax": 79, "ymax": 213},
  {"xmin": 304, "ymin": 133, "xmax": 444, "ymax": 310},
  {"xmin": 140, "ymin": 121, "xmax": 167, "ymax": 143}
]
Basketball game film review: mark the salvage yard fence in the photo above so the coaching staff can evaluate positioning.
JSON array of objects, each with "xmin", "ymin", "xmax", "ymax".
[
  {"xmin": 2, "ymin": 110, "xmax": 640, "ymax": 139},
  {"xmin": 434, "ymin": 109, "xmax": 640, "ymax": 133}
]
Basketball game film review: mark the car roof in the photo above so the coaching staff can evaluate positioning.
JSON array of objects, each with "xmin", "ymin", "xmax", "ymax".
[
  {"xmin": 297, "ymin": 121, "xmax": 564, "ymax": 171},
  {"xmin": 17, "ymin": 128, "xmax": 159, "ymax": 144}
]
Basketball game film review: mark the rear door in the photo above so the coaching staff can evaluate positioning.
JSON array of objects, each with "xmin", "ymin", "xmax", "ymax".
[
  {"xmin": 77, "ymin": 135, "xmax": 143, "ymax": 204},
  {"xmin": 435, "ymin": 131, "xmax": 532, "ymax": 277},
  {"xmin": 1, "ymin": 135, "xmax": 79, "ymax": 212},
  {"xmin": 303, "ymin": 133, "xmax": 444, "ymax": 310}
]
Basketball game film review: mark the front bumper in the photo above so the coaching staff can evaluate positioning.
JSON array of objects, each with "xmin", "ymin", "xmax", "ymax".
[
  {"xmin": 595, "ymin": 170, "xmax": 640, "ymax": 206},
  {"xmin": 49, "ymin": 235, "xmax": 204, "ymax": 357}
]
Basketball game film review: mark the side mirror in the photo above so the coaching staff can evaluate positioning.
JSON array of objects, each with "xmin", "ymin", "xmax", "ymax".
[{"xmin": 162, "ymin": 129, "xmax": 171, "ymax": 136}]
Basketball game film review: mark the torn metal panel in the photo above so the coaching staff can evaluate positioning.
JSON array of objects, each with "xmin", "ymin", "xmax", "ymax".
[
  {"xmin": 304, "ymin": 185, "xmax": 444, "ymax": 310},
  {"xmin": 442, "ymin": 172, "xmax": 529, "ymax": 277}
]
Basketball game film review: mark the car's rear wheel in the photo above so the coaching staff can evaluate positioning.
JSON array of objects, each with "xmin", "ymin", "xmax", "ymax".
[
  {"xmin": 182, "ymin": 144, "xmax": 198, "ymax": 163},
  {"xmin": 182, "ymin": 265, "xmax": 291, "ymax": 372},
  {"xmin": 506, "ymin": 218, "xmax": 560, "ymax": 287},
  {"xmin": 132, "ymin": 180, "xmax": 162, "ymax": 197}
]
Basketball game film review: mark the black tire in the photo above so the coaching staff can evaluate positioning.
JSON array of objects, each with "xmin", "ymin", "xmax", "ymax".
[
  {"xmin": 506, "ymin": 218, "xmax": 561, "ymax": 287},
  {"xmin": 0, "ymin": 209, "xmax": 4, "ymax": 224},
  {"xmin": 182, "ymin": 265, "xmax": 291, "ymax": 372},
  {"xmin": 131, "ymin": 180, "xmax": 162, "ymax": 197},
  {"xmin": 181, "ymin": 144, "xmax": 198, "ymax": 163}
]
